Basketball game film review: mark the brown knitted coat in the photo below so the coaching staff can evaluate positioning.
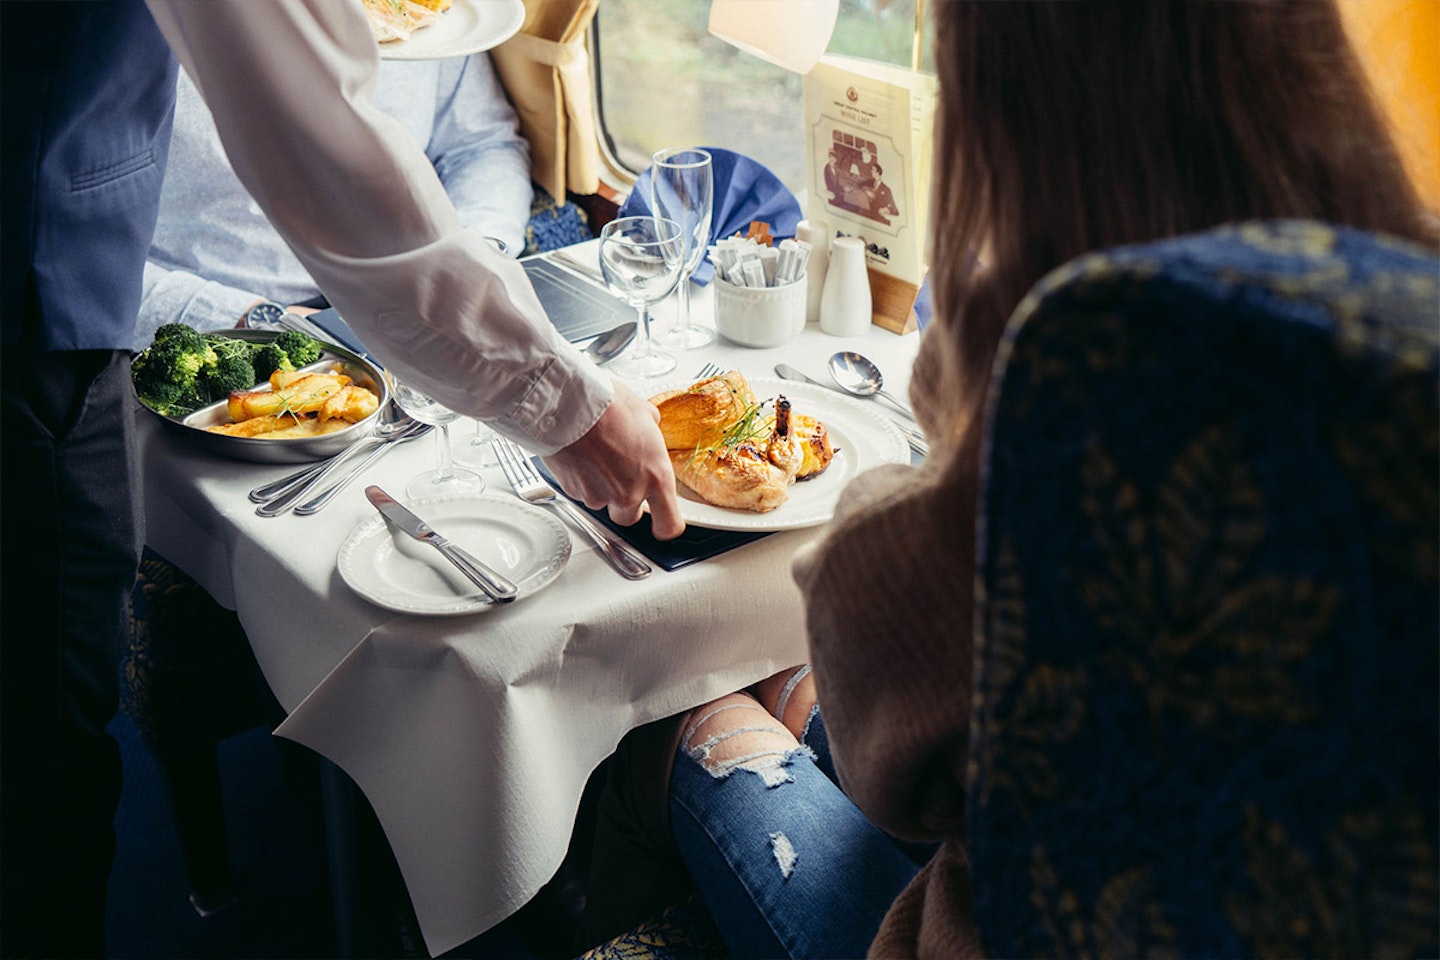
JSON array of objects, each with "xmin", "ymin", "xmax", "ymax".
[{"xmin": 791, "ymin": 356, "xmax": 985, "ymax": 958}]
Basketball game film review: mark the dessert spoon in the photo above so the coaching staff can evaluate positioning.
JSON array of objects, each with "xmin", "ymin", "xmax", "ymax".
[{"xmin": 827, "ymin": 351, "xmax": 916, "ymax": 422}]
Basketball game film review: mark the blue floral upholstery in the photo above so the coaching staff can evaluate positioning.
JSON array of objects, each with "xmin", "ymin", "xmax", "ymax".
[
  {"xmin": 124, "ymin": 547, "xmax": 277, "ymax": 759},
  {"xmin": 524, "ymin": 183, "xmax": 594, "ymax": 257},
  {"xmin": 971, "ymin": 221, "xmax": 1439, "ymax": 958},
  {"xmin": 580, "ymin": 895, "xmax": 725, "ymax": 960}
]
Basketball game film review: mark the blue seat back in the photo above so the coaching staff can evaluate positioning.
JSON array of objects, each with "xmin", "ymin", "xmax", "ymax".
[{"xmin": 971, "ymin": 221, "xmax": 1439, "ymax": 958}]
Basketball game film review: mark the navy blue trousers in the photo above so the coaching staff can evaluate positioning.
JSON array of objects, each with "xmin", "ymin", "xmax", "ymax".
[{"xmin": 1, "ymin": 342, "xmax": 142, "ymax": 956}]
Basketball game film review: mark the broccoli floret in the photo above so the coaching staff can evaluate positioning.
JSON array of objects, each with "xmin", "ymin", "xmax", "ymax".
[
  {"xmin": 251, "ymin": 330, "xmax": 323, "ymax": 381},
  {"xmin": 149, "ymin": 322, "xmax": 208, "ymax": 351},
  {"xmin": 131, "ymin": 361, "xmax": 190, "ymax": 416},
  {"xmin": 206, "ymin": 334, "xmax": 257, "ymax": 364},
  {"xmin": 201, "ymin": 351, "xmax": 260, "ymax": 401},
  {"xmin": 252, "ymin": 342, "xmax": 294, "ymax": 381},
  {"xmin": 147, "ymin": 323, "xmax": 217, "ymax": 375},
  {"xmin": 273, "ymin": 329, "xmax": 323, "ymax": 368},
  {"xmin": 200, "ymin": 335, "xmax": 261, "ymax": 399},
  {"xmin": 131, "ymin": 325, "xmax": 219, "ymax": 415},
  {"xmin": 157, "ymin": 336, "xmax": 216, "ymax": 381}
]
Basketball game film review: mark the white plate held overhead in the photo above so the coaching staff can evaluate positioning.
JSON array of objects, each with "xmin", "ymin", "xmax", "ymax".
[
  {"xmin": 654, "ymin": 376, "xmax": 910, "ymax": 532},
  {"xmin": 339, "ymin": 493, "xmax": 570, "ymax": 615},
  {"xmin": 378, "ymin": 0, "xmax": 525, "ymax": 61}
]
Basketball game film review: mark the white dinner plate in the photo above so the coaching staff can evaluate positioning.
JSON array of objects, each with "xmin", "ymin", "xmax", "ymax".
[
  {"xmin": 653, "ymin": 376, "xmax": 911, "ymax": 532},
  {"xmin": 378, "ymin": 0, "xmax": 524, "ymax": 61},
  {"xmin": 338, "ymin": 493, "xmax": 571, "ymax": 615}
]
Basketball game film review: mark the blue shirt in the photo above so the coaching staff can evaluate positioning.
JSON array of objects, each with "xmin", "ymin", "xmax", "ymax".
[{"xmin": 137, "ymin": 53, "xmax": 531, "ymax": 349}]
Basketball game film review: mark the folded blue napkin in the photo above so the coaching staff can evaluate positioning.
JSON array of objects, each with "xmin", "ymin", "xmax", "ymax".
[{"xmin": 617, "ymin": 147, "xmax": 803, "ymax": 286}]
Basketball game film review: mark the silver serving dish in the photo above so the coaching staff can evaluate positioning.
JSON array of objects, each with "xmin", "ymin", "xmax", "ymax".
[{"xmin": 135, "ymin": 329, "xmax": 389, "ymax": 464}]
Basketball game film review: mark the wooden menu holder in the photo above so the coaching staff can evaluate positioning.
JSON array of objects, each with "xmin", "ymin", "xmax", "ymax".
[{"xmin": 869, "ymin": 269, "xmax": 920, "ymax": 334}]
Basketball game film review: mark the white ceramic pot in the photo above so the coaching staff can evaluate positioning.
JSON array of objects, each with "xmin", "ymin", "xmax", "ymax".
[{"xmin": 712, "ymin": 276, "xmax": 806, "ymax": 348}]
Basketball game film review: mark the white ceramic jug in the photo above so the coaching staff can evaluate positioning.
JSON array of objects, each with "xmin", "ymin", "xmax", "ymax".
[{"xmin": 819, "ymin": 236, "xmax": 872, "ymax": 337}]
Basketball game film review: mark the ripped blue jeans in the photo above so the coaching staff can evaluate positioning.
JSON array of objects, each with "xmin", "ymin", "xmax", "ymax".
[{"xmin": 669, "ymin": 709, "xmax": 926, "ymax": 959}]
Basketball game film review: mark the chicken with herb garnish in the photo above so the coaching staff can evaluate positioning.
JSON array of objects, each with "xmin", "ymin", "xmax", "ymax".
[
  {"xmin": 651, "ymin": 371, "xmax": 836, "ymax": 512},
  {"xmin": 673, "ymin": 396, "xmax": 805, "ymax": 512}
]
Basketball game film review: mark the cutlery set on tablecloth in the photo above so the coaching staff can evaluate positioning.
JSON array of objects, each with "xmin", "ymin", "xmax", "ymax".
[{"xmin": 247, "ymin": 407, "xmax": 432, "ymax": 517}]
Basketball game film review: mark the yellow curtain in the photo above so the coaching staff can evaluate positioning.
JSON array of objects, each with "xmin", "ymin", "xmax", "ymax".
[
  {"xmin": 491, "ymin": 0, "xmax": 602, "ymax": 202},
  {"xmin": 1339, "ymin": 0, "xmax": 1440, "ymax": 214}
]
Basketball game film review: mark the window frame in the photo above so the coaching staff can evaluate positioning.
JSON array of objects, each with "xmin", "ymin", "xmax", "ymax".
[
  {"xmin": 586, "ymin": 14, "xmax": 639, "ymax": 200},
  {"xmin": 584, "ymin": 2, "xmax": 932, "ymax": 201}
]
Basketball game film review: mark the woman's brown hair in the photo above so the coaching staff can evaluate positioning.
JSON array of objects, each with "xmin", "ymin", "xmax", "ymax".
[{"xmin": 923, "ymin": 0, "xmax": 1437, "ymax": 447}]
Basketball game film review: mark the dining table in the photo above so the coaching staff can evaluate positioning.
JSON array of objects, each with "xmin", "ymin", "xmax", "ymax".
[{"xmin": 136, "ymin": 239, "xmax": 925, "ymax": 957}]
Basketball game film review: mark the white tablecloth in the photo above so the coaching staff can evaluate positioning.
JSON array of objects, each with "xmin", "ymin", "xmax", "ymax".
[{"xmin": 138, "ymin": 247, "xmax": 921, "ymax": 956}]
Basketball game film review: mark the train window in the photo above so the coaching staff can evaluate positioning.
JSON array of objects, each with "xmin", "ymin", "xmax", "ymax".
[{"xmin": 593, "ymin": 0, "xmax": 931, "ymax": 196}]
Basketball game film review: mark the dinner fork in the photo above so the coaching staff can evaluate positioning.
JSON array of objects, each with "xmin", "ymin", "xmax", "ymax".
[
  {"xmin": 493, "ymin": 438, "xmax": 652, "ymax": 580},
  {"xmin": 696, "ymin": 361, "xmax": 723, "ymax": 379}
]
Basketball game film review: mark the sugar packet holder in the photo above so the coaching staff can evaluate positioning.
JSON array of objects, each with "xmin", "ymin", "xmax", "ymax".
[{"xmin": 708, "ymin": 236, "xmax": 812, "ymax": 289}]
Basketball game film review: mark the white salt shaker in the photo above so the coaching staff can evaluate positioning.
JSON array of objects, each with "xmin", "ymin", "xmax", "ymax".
[
  {"xmin": 819, "ymin": 236, "xmax": 872, "ymax": 337},
  {"xmin": 795, "ymin": 218, "xmax": 830, "ymax": 325}
]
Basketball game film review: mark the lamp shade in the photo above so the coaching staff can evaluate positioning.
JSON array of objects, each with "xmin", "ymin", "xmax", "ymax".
[{"xmin": 708, "ymin": 0, "xmax": 839, "ymax": 74}]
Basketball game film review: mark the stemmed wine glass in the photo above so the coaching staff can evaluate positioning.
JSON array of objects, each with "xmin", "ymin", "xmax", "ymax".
[
  {"xmin": 599, "ymin": 216, "xmax": 683, "ymax": 379},
  {"xmin": 650, "ymin": 147, "xmax": 716, "ymax": 349},
  {"xmin": 384, "ymin": 372, "xmax": 485, "ymax": 500}
]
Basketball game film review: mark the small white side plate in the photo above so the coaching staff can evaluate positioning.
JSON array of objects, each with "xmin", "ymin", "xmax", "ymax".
[
  {"xmin": 378, "ymin": 0, "xmax": 525, "ymax": 61},
  {"xmin": 339, "ymin": 493, "xmax": 570, "ymax": 615}
]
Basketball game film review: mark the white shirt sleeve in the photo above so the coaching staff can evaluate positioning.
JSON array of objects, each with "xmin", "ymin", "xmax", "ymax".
[{"xmin": 144, "ymin": 0, "xmax": 611, "ymax": 454}]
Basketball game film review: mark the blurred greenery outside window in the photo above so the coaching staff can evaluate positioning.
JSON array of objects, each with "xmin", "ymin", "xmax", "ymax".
[{"xmin": 593, "ymin": 0, "xmax": 932, "ymax": 200}]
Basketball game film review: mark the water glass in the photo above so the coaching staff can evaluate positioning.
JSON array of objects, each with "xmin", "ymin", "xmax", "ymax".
[
  {"xmin": 385, "ymin": 372, "xmax": 484, "ymax": 500},
  {"xmin": 599, "ymin": 216, "xmax": 683, "ymax": 379}
]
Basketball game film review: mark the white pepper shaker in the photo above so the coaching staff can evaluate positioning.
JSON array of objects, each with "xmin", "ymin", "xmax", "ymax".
[
  {"xmin": 795, "ymin": 218, "xmax": 830, "ymax": 325},
  {"xmin": 819, "ymin": 236, "xmax": 872, "ymax": 337}
]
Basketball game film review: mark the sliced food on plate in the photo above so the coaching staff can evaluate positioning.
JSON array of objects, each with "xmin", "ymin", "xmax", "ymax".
[
  {"xmin": 650, "ymin": 371, "xmax": 837, "ymax": 513},
  {"xmin": 362, "ymin": 0, "xmax": 451, "ymax": 43},
  {"xmin": 212, "ymin": 370, "xmax": 379, "ymax": 438}
]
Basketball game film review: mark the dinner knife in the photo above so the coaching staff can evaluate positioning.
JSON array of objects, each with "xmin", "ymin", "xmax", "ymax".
[
  {"xmin": 774, "ymin": 363, "xmax": 930, "ymax": 458},
  {"xmin": 364, "ymin": 485, "xmax": 518, "ymax": 603}
]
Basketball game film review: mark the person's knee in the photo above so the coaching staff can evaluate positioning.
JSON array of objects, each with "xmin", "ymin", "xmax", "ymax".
[
  {"xmin": 680, "ymin": 692, "xmax": 805, "ymax": 786},
  {"xmin": 748, "ymin": 665, "xmax": 817, "ymax": 739}
]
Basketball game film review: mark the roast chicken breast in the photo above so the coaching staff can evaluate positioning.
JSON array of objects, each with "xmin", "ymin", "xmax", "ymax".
[
  {"xmin": 671, "ymin": 396, "xmax": 805, "ymax": 512},
  {"xmin": 651, "ymin": 371, "xmax": 755, "ymax": 451}
]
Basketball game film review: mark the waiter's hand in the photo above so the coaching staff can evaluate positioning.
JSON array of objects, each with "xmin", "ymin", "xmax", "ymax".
[{"xmin": 543, "ymin": 383, "xmax": 686, "ymax": 540}]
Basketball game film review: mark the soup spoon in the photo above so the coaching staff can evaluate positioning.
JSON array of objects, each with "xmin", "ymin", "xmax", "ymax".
[{"xmin": 827, "ymin": 351, "xmax": 917, "ymax": 422}]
